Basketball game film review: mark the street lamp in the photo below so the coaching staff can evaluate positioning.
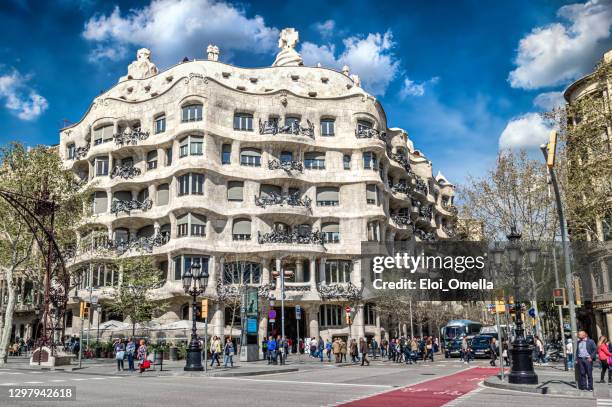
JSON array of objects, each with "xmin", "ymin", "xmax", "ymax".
[
  {"xmin": 182, "ymin": 262, "xmax": 208, "ymax": 371},
  {"xmin": 506, "ymin": 226, "xmax": 538, "ymax": 385}
]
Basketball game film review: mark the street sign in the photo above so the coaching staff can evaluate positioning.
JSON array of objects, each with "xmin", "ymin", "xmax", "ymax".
[
  {"xmin": 247, "ymin": 317, "xmax": 258, "ymax": 334},
  {"xmin": 91, "ymin": 296, "xmax": 98, "ymax": 305},
  {"xmin": 296, "ymin": 305, "xmax": 301, "ymax": 320},
  {"xmin": 553, "ymin": 288, "xmax": 566, "ymax": 306},
  {"xmin": 528, "ymin": 308, "xmax": 536, "ymax": 318},
  {"xmin": 268, "ymin": 310, "xmax": 277, "ymax": 319},
  {"xmin": 345, "ymin": 306, "xmax": 351, "ymax": 314}
]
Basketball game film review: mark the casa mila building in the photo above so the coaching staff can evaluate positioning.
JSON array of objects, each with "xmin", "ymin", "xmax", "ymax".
[{"xmin": 59, "ymin": 28, "xmax": 457, "ymax": 347}]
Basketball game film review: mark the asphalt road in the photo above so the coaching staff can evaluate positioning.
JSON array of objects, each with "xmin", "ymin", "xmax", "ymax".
[{"xmin": 0, "ymin": 359, "xmax": 598, "ymax": 407}]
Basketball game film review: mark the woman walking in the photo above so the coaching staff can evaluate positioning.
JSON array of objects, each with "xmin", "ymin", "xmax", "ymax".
[
  {"xmin": 126, "ymin": 337, "xmax": 136, "ymax": 372},
  {"xmin": 113, "ymin": 338, "xmax": 125, "ymax": 371},
  {"xmin": 489, "ymin": 337, "xmax": 498, "ymax": 367},
  {"xmin": 137, "ymin": 339, "xmax": 148, "ymax": 374},
  {"xmin": 359, "ymin": 338, "xmax": 370, "ymax": 366},
  {"xmin": 223, "ymin": 337, "xmax": 234, "ymax": 368},
  {"xmin": 598, "ymin": 336, "xmax": 612, "ymax": 383}
]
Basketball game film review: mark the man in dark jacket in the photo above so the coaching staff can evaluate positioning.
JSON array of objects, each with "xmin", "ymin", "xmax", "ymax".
[{"xmin": 576, "ymin": 330, "xmax": 597, "ymax": 391}]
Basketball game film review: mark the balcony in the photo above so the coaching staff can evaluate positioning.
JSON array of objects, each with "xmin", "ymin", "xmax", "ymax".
[
  {"xmin": 70, "ymin": 144, "xmax": 90, "ymax": 160},
  {"xmin": 317, "ymin": 282, "xmax": 361, "ymax": 300},
  {"xmin": 268, "ymin": 159, "xmax": 304, "ymax": 173},
  {"xmin": 113, "ymin": 129, "xmax": 150, "ymax": 146},
  {"xmin": 355, "ymin": 127, "xmax": 385, "ymax": 140},
  {"xmin": 419, "ymin": 205, "xmax": 433, "ymax": 221},
  {"xmin": 391, "ymin": 215, "xmax": 412, "ymax": 227},
  {"xmin": 258, "ymin": 119, "xmax": 315, "ymax": 138},
  {"xmin": 414, "ymin": 228, "xmax": 436, "ymax": 242},
  {"xmin": 115, "ymin": 232, "xmax": 170, "ymax": 254},
  {"xmin": 389, "ymin": 152, "xmax": 413, "ymax": 174},
  {"xmin": 391, "ymin": 183, "xmax": 411, "ymax": 195},
  {"xmin": 257, "ymin": 230, "xmax": 324, "ymax": 245},
  {"xmin": 111, "ymin": 164, "xmax": 141, "ymax": 180},
  {"xmin": 254, "ymin": 191, "xmax": 312, "ymax": 209},
  {"xmin": 414, "ymin": 179, "xmax": 428, "ymax": 195},
  {"xmin": 110, "ymin": 198, "xmax": 153, "ymax": 215}
]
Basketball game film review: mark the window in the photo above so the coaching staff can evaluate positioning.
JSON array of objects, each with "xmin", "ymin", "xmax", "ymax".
[
  {"xmin": 157, "ymin": 183, "xmax": 169, "ymax": 205},
  {"xmin": 240, "ymin": 148, "xmax": 261, "ymax": 167},
  {"xmin": 137, "ymin": 188, "xmax": 149, "ymax": 203},
  {"xmin": 363, "ymin": 152, "xmax": 377, "ymax": 170},
  {"xmin": 173, "ymin": 255, "xmax": 209, "ymax": 280},
  {"xmin": 233, "ymin": 113, "xmax": 253, "ymax": 131},
  {"xmin": 227, "ymin": 181, "xmax": 244, "ymax": 201},
  {"xmin": 280, "ymin": 151, "xmax": 293, "ymax": 163},
  {"xmin": 319, "ymin": 304, "xmax": 342, "ymax": 327},
  {"xmin": 357, "ymin": 120, "xmax": 372, "ymax": 133},
  {"xmin": 325, "ymin": 260, "xmax": 352, "ymax": 283},
  {"xmin": 322, "ymin": 222, "xmax": 340, "ymax": 243},
  {"xmin": 285, "ymin": 116, "xmax": 300, "ymax": 129},
  {"xmin": 221, "ymin": 144, "xmax": 231, "ymax": 165},
  {"xmin": 93, "ymin": 124, "xmax": 113, "ymax": 145},
  {"xmin": 343, "ymin": 154, "xmax": 351, "ymax": 170},
  {"xmin": 177, "ymin": 213, "xmax": 206, "ymax": 237},
  {"xmin": 114, "ymin": 228, "xmax": 129, "ymax": 245},
  {"xmin": 364, "ymin": 303, "xmax": 377, "ymax": 325},
  {"xmin": 316, "ymin": 186, "xmax": 339, "ymax": 206},
  {"xmin": 260, "ymin": 184, "xmax": 281, "ymax": 199},
  {"xmin": 366, "ymin": 185, "xmax": 378, "ymax": 205},
  {"xmin": 304, "ymin": 152, "xmax": 325, "ymax": 170},
  {"xmin": 179, "ymin": 135, "xmax": 203, "ymax": 157},
  {"xmin": 155, "ymin": 115, "xmax": 166, "ymax": 134},
  {"xmin": 367, "ymin": 221, "xmax": 380, "ymax": 242},
  {"xmin": 320, "ymin": 119, "xmax": 335, "ymax": 136},
  {"xmin": 232, "ymin": 218, "xmax": 251, "ymax": 240},
  {"xmin": 181, "ymin": 304, "xmax": 190, "ymax": 320},
  {"xmin": 181, "ymin": 104, "xmax": 203, "ymax": 122},
  {"xmin": 165, "ymin": 148, "xmax": 173, "ymax": 166},
  {"xmin": 92, "ymin": 191, "xmax": 108, "ymax": 214},
  {"xmin": 223, "ymin": 262, "xmax": 261, "ymax": 285},
  {"xmin": 121, "ymin": 157, "xmax": 134, "ymax": 167},
  {"xmin": 94, "ymin": 156, "xmax": 109, "ymax": 176},
  {"xmin": 178, "ymin": 173, "xmax": 204, "ymax": 196},
  {"xmin": 67, "ymin": 144, "xmax": 75, "ymax": 159},
  {"xmin": 147, "ymin": 150, "xmax": 158, "ymax": 170}
]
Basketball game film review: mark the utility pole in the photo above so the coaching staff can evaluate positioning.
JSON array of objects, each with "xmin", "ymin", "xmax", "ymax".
[
  {"xmin": 551, "ymin": 247, "xmax": 568, "ymax": 371},
  {"xmin": 541, "ymin": 136, "xmax": 578, "ymax": 372}
]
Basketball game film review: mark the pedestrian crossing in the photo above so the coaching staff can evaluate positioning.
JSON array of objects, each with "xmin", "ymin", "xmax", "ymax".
[
  {"xmin": 442, "ymin": 386, "xmax": 484, "ymax": 406},
  {"xmin": 598, "ymin": 399, "xmax": 612, "ymax": 406},
  {"xmin": 0, "ymin": 369, "xmax": 150, "ymax": 387}
]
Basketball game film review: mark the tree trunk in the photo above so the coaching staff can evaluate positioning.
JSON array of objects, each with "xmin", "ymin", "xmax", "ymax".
[
  {"xmin": 0, "ymin": 266, "xmax": 17, "ymax": 365},
  {"xmin": 132, "ymin": 322, "xmax": 136, "ymax": 337}
]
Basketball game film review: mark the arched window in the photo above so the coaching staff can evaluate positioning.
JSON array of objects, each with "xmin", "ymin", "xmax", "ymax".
[
  {"xmin": 322, "ymin": 222, "xmax": 340, "ymax": 243},
  {"xmin": 232, "ymin": 218, "xmax": 251, "ymax": 240},
  {"xmin": 316, "ymin": 186, "xmax": 339, "ymax": 206},
  {"xmin": 181, "ymin": 103, "xmax": 203, "ymax": 122},
  {"xmin": 240, "ymin": 148, "xmax": 261, "ymax": 166},
  {"xmin": 179, "ymin": 135, "xmax": 203, "ymax": 157},
  {"xmin": 304, "ymin": 152, "xmax": 325, "ymax": 170},
  {"xmin": 319, "ymin": 305, "xmax": 342, "ymax": 327},
  {"xmin": 325, "ymin": 260, "xmax": 352, "ymax": 283},
  {"xmin": 223, "ymin": 262, "xmax": 261, "ymax": 284},
  {"xmin": 157, "ymin": 183, "xmax": 170, "ymax": 205}
]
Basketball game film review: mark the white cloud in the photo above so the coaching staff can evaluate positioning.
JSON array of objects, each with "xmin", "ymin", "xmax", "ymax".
[
  {"xmin": 533, "ymin": 91, "xmax": 565, "ymax": 110},
  {"xmin": 82, "ymin": 0, "xmax": 279, "ymax": 67},
  {"xmin": 0, "ymin": 69, "xmax": 48, "ymax": 121},
  {"xmin": 399, "ymin": 77, "xmax": 439, "ymax": 98},
  {"xmin": 301, "ymin": 31, "xmax": 400, "ymax": 95},
  {"xmin": 499, "ymin": 113, "xmax": 554, "ymax": 149},
  {"xmin": 508, "ymin": 0, "xmax": 612, "ymax": 89},
  {"xmin": 313, "ymin": 19, "xmax": 335, "ymax": 38}
]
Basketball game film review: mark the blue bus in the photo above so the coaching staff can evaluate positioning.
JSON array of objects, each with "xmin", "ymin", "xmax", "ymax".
[{"xmin": 441, "ymin": 320, "xmax": 483, "ymax": 358}]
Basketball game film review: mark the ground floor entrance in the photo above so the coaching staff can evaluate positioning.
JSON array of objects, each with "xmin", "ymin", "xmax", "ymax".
[{"xmin": 267, "ymin": 306, "xmax": 307, "ymax": 353}]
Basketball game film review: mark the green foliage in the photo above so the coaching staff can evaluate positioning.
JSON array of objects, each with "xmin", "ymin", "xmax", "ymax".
[{"xmin": 105, "ymin": 256, "xmax": 168, "ymax": 333}]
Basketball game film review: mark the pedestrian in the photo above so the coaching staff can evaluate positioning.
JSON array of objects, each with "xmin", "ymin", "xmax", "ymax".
[
  {"xmin": 137, "ymin": 339, "xmax": 148, "ymax": 374},
  {"xmin": 310, "ymin": 337, "xmax": 317, "ymax": 357},
  {"xmin": 332, "ymin": 338, "xmax": 341, "ymax": 363},
  {"xmin": 381, "ymin": 338, "xmax": 388, "ymax": 358},
  {"xmin": 598, "ymin": 336, "xmax": 612, "ymax": 383},
  {"xmin": 210, "ymin": 336, "xmax": 221, "ymax": 367},
  {"xmin": 340, "ymin": 338, "xmax": 347, "ymax": 363},
  {"xmin": 126, "ymin": 337, "xmax": 136, "ymax": 372},
  {"xmin": 223, "ymin": 337, "xmax": 234, "ymax": 368},
  {"xmin": 565, "ymin": 338, "xmax": 574, "ymax": 369},
  {"xmin": 576, "ymin": 330, "xmax": 596, "ymax": 391},
  {"xmin": 489, "ymin": 337, "xmax": 498, "ymax": 367},
  {"xmin": 325, "ymin": 339, "xmax": 332, "ymax": 362},
  {"xmin": 287, "ymin": 338, "xmax": 293, "ymax": 354},
  {"xmin": 371, "ymin": 337, "xmax": 378, "ymax": 360},
  {"xmin": 534, "ymin": 335, "xmax": 545, "ymax": 365},
  {"xmin": 267, "ymin": 335, "xmax": 277, "ymax": 365},
  {"xmin": 426, "ymin": 337, "xmax": 434, "ymax": 362},
  {"xmin": 279, "ymin": 336, "xmax": 288, "ymax": 365},
  {"xmin": 318, "ymin": 337, "xmax": 324, "ymax": 362},
  {"xmin": 462, "ymin": 337, "xmax": 472, "ymax": 364},
  {"xmin": 262, "ymin": 339, "xmax": 268, "ymax": 361},
  {"xmin": 360, "ymin": 338, "xmax": 370, "ymax": 366},
  {"xmin": 350, "ymin": 339, "xmax": 358, "ymax": 363},
  {"xmin": 502, "ymin": 340, "xmax": 510, "ymax": 366},
  {"xmin": 113, "ymin": 338, "xmax": 125, "ymax": 371}
]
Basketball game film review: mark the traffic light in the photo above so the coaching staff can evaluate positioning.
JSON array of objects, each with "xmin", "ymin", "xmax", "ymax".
[
  {"xmin": 546, "ymin": 131, "xmax": 558, "ymax": 169},
  {"xmin": 345, "ymin": 315, "xmax": 352, "ymax": 325},
  {"xmin": 79, "ymin": 301, "xmax": 90, "ymax": 318},
  {"xmin": 201, "ymin": 299, "xmax": 209, "ymax": 319},
  {"xmin": 553, "ymin": 288, "xmax": 566, "ymax": 306}
]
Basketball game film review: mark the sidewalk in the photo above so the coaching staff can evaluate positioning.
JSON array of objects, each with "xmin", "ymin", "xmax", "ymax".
[{"xmin": 483, "ymin": 364, "xmax": 601, "ymax": 399}]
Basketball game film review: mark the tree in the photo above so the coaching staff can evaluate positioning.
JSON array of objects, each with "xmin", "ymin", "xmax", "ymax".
[
  {"xmin": 105, "ymin": 256, "xmax": 167, "ymax": 337},
  {"xmin": 0, "ymin": 143, "xmax": 84, "ymax": 364}
]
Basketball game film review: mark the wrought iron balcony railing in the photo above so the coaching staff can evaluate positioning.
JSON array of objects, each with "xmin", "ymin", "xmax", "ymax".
[
  {"xmin": 111, "ymin": 164, "xmax": 141, "ymax": 179},
  {"xmin": 114, "ymin": 129, "xmax": 150, "ymax": 146},
  {"xmin": 389, "ymin": 152, "xmax": 413, "ymax": 174},
  {"xmin": 355, "ymin": 127, "xmax": 386, "ymax": 140},
  {"xmin": 115, "ymin": 232, "xmax": 170, "ymax": 254},
  {"xmin": 110, "ymin": 198, "xmax": 153, "ymax": 215},
  {"xmin": 414, "ymin": 228, "xmax": 437, "ymax": 242},
  {"xmin": 391, "ymin": 215, "xmax": 412, "ymax": 226},
  {"xmin": 414, "ymin": 179, "xmax": 428, "ymax": 195},
  {"xmin": 268, "ymin": 159, "xmax": 304, "ymax": 172},
  {"xmin": 419, "ymin": 205, "xmax": 433, "ymax": 220},
  {"xmin": 391, "ymin": 183, "xmax": 411, "ymax": 195},
  {"xmin": 258, "ymin": 119, "xmax": 315, "ymax": 138},
  {"xmin": 71, "ymin": 144, "xmax": 90, "ymax": 160},
  {"xmin": 254, "ymin": 191, "xmax": 312, "ymax": 209},
  {"xmin": 442, "ymin": 203, "xmax": 458, "ymax": 215},
  {"xmin": 257, "ymin": 230, "xmax": 324, "ymax": 245},
  {"xmin": 317, "ymin": 282, "xmax": 362, "ymax": 300}
]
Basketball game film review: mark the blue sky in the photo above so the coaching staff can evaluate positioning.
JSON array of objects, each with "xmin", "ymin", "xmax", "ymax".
[{"xmin": 0, "ymin": 0, "xmax": 610, "ymax": 185}]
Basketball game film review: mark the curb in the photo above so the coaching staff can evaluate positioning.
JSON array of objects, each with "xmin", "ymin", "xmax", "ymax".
[{"xmin": 483, "ymin": 376, "xmax": 595, "ymax": 398}]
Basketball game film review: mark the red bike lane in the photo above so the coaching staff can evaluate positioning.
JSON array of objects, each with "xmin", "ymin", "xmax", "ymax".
[{"xmin": 340, "ymin": 367, "xmax": 500, "ymax": 407}]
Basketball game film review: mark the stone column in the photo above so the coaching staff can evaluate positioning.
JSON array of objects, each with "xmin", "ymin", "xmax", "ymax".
[
  {"xmin": 375, "ymin": 313, "xmax": 382, "ymax": 343},
  {"xmin": 319, "ymin": 258, "xmax": 326, "ymax": 285},
  {"xmin": 351, "ymin": 259, "xmax": 362, "ymax": 286},
  {"xmin": 296, "ymin": 259, "xmax": 304, "ymax": 283},
  {"xmin": 213, "ymin": 302, "xmax": 224, "ymax": 338},
  {"xmin": 307, "ymin": 305, "xmax": 319, "ymax": 339},
  {"xmin": 207, "ymin": 256, "xmax": 218, "ymax": 297},
  {"xmin": 262, "ymin": 258, "xmax": 270, "ymax": 284},
  {"xmin": 605, "ymin": 312, "xmax": 612, "ymax": 339},
  {"xmin": 353, "ymin": 304, "xmax": 365, "ymax": 340},
  {"xmin": 309, "ymin": 258, "xmax": 317, "ymax": 290}
]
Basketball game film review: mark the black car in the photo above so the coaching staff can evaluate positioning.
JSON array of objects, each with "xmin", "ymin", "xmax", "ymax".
[{"xmin": 470, "ymin": 335, "xmax": 493, "ymax": 358}]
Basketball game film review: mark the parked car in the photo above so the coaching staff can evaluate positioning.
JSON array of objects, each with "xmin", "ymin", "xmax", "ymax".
[{"xmin": 470, "ymin": 335, "xmax": 493, "ymax": 358}]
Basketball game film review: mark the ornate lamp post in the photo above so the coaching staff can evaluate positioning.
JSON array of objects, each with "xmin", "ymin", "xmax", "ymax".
[
  {"xmin": 504, "ymin": 226, "xmax": 538, "ymax": 384},
  {"xmin": 182, "ymin": 262, "xmax": 208, "ymax": 371}
]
